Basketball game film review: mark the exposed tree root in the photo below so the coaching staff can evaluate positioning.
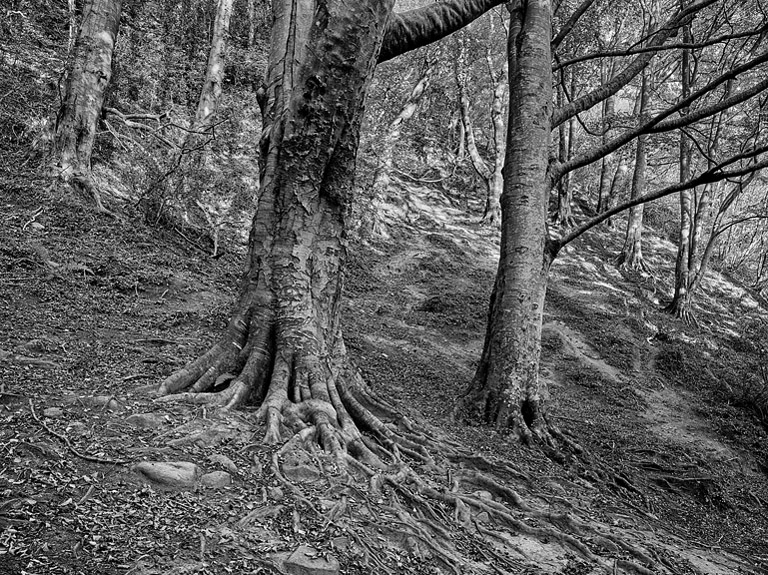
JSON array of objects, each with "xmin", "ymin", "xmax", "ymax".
[
  {"xmin": 158, "ymin": 317, "xmax": 675, "ymax": 574},
  {"xmin": 662, "ymin": 297, "xmax": 699, "ymax": 327},
  {"xmin": 616, "ymin": 250, "xmax": 651, "ymax": 273}
]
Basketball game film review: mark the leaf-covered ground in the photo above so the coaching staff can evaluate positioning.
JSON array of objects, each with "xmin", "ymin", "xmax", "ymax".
[{"xmin": 2, "ymin": 173, "xmax": 768, "ymax": 574}]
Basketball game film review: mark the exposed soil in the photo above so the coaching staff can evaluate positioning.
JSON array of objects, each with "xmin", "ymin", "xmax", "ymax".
[{"xmin": 2, "ymin": 176, "xmax": 768, "ymax": 574}]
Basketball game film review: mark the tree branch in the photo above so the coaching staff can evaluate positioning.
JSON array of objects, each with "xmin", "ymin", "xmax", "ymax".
[
  {"xmin": 379, "ymin": 0, "xmax": 507, "ymax": 63},
  {"xmin": 553, "ymin": 146, "xmax": 768, "ymax": 251},
  {"xmin": 551, "ymin": 52, "xmax": 768, "ymax": 181},
  {"xmin": 551, "ymin": 0, "xmax": 716, "ymax": 128}
]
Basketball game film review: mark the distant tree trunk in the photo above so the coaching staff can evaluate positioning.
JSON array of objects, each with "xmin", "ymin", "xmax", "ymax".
[
  {"xmin": 457, "ymin": 0, "xmax": 557, "ymax": 442},
  {"xmin": 53, "ymin": 0, "xmax": 123, "ymax": 211},
  {"xmin": 192, "ymin": 0, "xmax": 234, "ymax": 134},
  {"xmin": 665, "ymin": 18, "xmax": 694, "ymax": 320},
  {"xmin": 372, "ymin": 56, "xmax": 433, "ymax": 195},
  {"xmin": 617, "ymin": 70, "xmax": 650, "ymax": 270},
  {"xmin": 482, "ymin": 58, "xmax": 508, "ymax": 226},
  {"xmin": 596, "ymin": 90, "xmax": 616, "ymax": 214},
  {"xmin": 247, "ymin": 0, "xmax": 256, "ymax": 48},
  {"xmin": 68, "ymin": 0, "xmax": 77, "ymax": 54},
  {"xmin": 554, "ymin": 64, "xmax": 576, "ymax": 228},
  {"xmin": 455, "ymin": 36, "xmax": 506, "ymax": 227}
]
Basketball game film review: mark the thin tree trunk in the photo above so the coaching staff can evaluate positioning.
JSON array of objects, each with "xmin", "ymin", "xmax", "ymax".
[
  {"xmin": 247, "ymin": 0, "xmax": 256, "ymax": 48},
  {"xmin": 665, "ymin": 17, "xmax": 694, "ymax": 320},
  {"xmin": 554, "ymin": 63, "xmax": 576, "ymax": 228},
  {"xmin": 192, "ymin": 0, "xmax": 234, "ymax": 133},
  {"xmin": 53, "ymin": 0, "xmax": 123, "ymax": 211},
  {"xmin": 457, "ymin": 0, "xmax": 558, "ymax": 443},
  {"xmin": 482, "ymin": 60, "xmax": 508, "ymax": 226},
  {"xmin": 68, "ymin": 0, "xmax": 77, "ymax": 54},
  {"xmin": 617, "ymin": 70, "xmax": 650, "ymax": 270},
  {"xmin": 596, "ymin": 79, "xmax": 616, "ymax": 214}
]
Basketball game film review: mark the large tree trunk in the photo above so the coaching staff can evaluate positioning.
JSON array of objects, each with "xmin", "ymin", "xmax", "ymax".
[
  {"xmin": 456, "ymin": 0, "xmax": 556, "ymax": 442},
  {"xmin": 617, "ymin": 69, "xmax": 650, "ymax": 270},
  {"xmin": 158, "ymin": 0, "xmax": 408, "ymax": 465},
  {"xmin": 53, "ymin": 0, "xmax": 123, "ymax": 210}
]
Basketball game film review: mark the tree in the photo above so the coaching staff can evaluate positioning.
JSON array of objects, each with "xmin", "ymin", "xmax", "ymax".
[
  {"xmin": 156, "ymin": 0, "xmax": 507, "ymax": 460},
  {"xmin": 459, "ymin": 0, "xmax": 768, "ymax": 439},
  {"xmin": 52, "ymin": 0, "xmax": 123, "ymax": 211},
  {"xmin": 457, "ymin": 0, "xmax": 555, "ymax": 441}
]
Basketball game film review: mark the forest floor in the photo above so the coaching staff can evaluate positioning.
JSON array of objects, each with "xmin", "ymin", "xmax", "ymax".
[{"xmin": 2, "ymin": 166, "xmax": 768, "ymax": 575}]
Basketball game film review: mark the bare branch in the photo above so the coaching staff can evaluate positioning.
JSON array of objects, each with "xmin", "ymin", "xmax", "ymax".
[
  {"xmin": 554, "ymin": 147, "xmax": 768, "ymax": 250},
  {"xmin": 551, "ymin": 0, "xmax": 716, "ymax": 128}
]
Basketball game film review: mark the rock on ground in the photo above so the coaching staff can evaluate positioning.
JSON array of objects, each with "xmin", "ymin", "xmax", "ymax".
[
  {"xmin": 200, "ymin": 471, "xmax": 231, "ymax": 488},
  {"xmin": 132, "ymin": 461, "xmax": 201, "ymax": 488}
]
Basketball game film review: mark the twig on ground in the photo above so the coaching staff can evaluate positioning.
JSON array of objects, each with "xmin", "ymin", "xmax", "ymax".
[{"xmin": 28, "ymin": 399, "xmax": 130, "ymax": 465}]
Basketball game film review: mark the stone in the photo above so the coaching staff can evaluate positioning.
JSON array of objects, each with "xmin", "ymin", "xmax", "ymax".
[
  {"xmin": 132, "ymin": 461, "xmax": 201, "ymax": 487},
  {"xmin": 284, "ymin": 545, "xmax": 339, "ymax": 575},
  {"xmin": 200, "ymin": 471, "xmax": 232, "ymax": 488},
  {"xmin": 43, "ymin": 407, "xmax": 63, "ymax": 418},
  {"xmin": 207, "ymin": 453, "xmax": 238, "ymax": 474},
  {"xmin": 126, "ymin": 413, "xmax": 165, "ymax": 429},
  {"xmin": 63, "ymin": 395, "xmax": 121, "ymax": 411},
  {"xmin": 268, "ymin": 486, "xmax": 285, "ymax": 501}
]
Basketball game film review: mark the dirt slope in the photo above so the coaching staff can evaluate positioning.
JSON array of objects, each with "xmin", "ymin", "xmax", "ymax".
[{"xmin": 1, "ymin": 179, "xmax": 767, "ymax": 575}]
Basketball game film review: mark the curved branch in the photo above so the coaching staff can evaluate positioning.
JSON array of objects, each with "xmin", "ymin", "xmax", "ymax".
[{"xmin": 379, "ymin": 0, "xmax": 506, "ymax": 63}]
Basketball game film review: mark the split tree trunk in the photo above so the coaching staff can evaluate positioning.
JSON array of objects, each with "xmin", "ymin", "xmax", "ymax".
[
  {"xmin": 456, "ymin": 0, "xmax": 556, "ymax": 442},
  {"xmin": 53, "ymin": 0, "xmax": 123, "ymax": 210},
  {"xmin": 157, "ymin": 0, "xmax": 526, "ymax": 457}
]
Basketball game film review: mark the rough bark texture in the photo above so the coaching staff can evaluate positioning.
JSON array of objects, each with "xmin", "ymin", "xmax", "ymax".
[
  {"xmin": 456, "ymin": 0, "xmax": 555, "ymax": 442},
  {"xmin": 53, "ymin": 0, "xmax": 123, "ymax": 209}
]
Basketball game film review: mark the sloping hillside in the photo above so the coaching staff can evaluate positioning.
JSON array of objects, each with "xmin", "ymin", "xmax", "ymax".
[{"xmin": 1, "ymin": 175, "xmax": 767, "ymax": 574}]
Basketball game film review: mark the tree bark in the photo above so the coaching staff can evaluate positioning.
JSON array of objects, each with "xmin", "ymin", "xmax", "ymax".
[
  {"xmin": 456, "ymin": 0, "xmax": 556, "ymax": 442},
  {"xmin": 53, "ymin": 0, "xmax": 123, "ymax": 210}
]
